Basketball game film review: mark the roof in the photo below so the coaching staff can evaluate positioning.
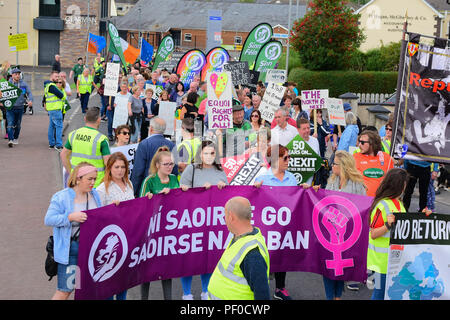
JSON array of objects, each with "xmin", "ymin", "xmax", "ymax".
[
  {"xmin": 425, "ymin": 0, "xmax": 450, "ymax": 11},
  {"xmin": 355, "ymin": 0, "xmax": 444, "ymax": 18},
  {"xmin": 115, "ymin": 0, "xmax": 307, "ymax": 32}
]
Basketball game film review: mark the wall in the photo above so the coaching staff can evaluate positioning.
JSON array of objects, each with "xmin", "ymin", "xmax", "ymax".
[
  {"xmin": 358, "ymin": 0, "xmax": 439, "ymax": 51},
  {"xmin": 0, "ymin": 0, "xmax": 39, "ymax": 66},
  {"xmin": 60, "ymin": 0, "xmax": 101, "ymax": 68}
]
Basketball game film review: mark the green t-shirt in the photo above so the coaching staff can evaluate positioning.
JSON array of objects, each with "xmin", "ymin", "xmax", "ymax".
[
  {"xmin": 72, "ymin": 64, "xmax": 85, "ymax": 78},
  {"xmin": 139, "ymin": 174, "xmax": 179, "ymax": 197}
]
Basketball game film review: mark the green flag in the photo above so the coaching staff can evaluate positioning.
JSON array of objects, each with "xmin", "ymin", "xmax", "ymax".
[
  {"xmin": 108, "ymin": 23, "xmax": 127, "ymax": 71},
  {"xmin": 239, "ymin": 23, "xmax": 273, "ymax": 70},
  {"xmin": 253, "ymin": 40, "xmax": 283, "ymax": 81},
  {"xmin": 152, "ymin": 35, "xmax": 175, "ymax": 72},
  {"xmin": 0, "ymin": 79, "xmax": 21, "ymax": 110}
]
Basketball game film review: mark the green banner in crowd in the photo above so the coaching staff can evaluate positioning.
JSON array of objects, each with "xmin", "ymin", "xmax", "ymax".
[
  {"xmin": 0, "ymin": 79, "xmax": 20, "ymax": 110},
  {"xmin": 152, "ymin": 35, "xmax": 175, "ymax": 72},
  {"xmin": 239, "ymin": 23, "xmax": 273, "ymax": 70},
  {"xmin": 253, "ymin": 40, "xmax": 283, "ymax": 82},
  {"xmin": 107, "ymin": 23, "xmax": 127, "ymax": 72}
]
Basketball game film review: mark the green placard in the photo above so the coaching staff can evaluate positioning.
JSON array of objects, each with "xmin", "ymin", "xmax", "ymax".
[
  {"xmin": 0, "ymin": 79, "xmax": 20, "ymax": 110},
  {"xmin": 286, "ymin": 135, "xmax": 323, "ymax": 185}
]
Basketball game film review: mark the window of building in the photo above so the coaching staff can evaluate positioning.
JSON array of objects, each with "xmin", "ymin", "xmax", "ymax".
[
  {"xmin": 101, "ymin": 0, "xmax": 109, "ymax": 18},
  {"xmin": 39, "ymin": 0, "xmax": 61, "ymax": 17},
  {"xmin": 184, "ymin": 33, "xmax": 192, "ymax": 42},
  {"xmin": 234, "ymin": 36, "xmax": 242, "ymax": 45}
]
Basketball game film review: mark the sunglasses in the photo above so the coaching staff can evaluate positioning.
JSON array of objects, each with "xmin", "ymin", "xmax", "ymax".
[
  {"xmin": 386, "ymin": 128, "xmax": 392, "ymax": 131},
  {"xmin": 282, "ymin": 155, "xmax": 290, "ymax": 161},
  {"xmin": 358, "ymin": 140, "xmax": 370, "ymax": 145},
  {"xmin": 251, "ymin": 114, "xmax": 260, "ymax": 118},
  {"xmin": 120, "ymin": 131, "xmax": 130, "ymax": 135}
]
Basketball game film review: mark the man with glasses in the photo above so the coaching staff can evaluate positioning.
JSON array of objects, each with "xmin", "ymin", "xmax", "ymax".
[{"xmin": 353, "ymin": 130, "xmax": 394, "ymax": 197}]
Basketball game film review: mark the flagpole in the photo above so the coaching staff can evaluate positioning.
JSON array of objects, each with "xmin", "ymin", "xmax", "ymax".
[
  {"xmin": 85, "ymin": 0, "xmax": 91, "ymax": 67},
  {"xmin": 390, "ymin": 10, "xmax": 409, "ymax": 160}
]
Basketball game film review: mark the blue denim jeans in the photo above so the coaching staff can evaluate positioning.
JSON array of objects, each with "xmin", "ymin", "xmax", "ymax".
[
  {"xmin": 80, "ymin": 93, "xmax": 90, "ymax": 113},
  {"xmin": 48, "ymin": 110, "xmax": 63, "ymax": 147},
  {"xmin": 6, "ymin": 108, "xmax": 23, "ymax": 141},
  {"xmin": 371, "ymin": 272, "xmax": 386, "ymax": 300},
  {"xmin": 322, "ymin": 276, "xmax": 344, "ymax": 300},
  {"xmin": 130, "ymin": 116, "xmax": 141, "ymax": 143},
  {"xmin": 106, "ymin": 108, "xmax": 114, "ymax": 138}
]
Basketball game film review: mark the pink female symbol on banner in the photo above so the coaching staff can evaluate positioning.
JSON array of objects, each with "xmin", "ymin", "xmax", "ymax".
[{"xmin": 312, "ymin": 196, "xmax": 362, "ymax": 276}]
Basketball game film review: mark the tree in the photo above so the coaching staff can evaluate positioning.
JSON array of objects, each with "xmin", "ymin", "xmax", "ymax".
[{"xmin": 290, "ymin": 0, "xmax": 365, "ymax": 70}]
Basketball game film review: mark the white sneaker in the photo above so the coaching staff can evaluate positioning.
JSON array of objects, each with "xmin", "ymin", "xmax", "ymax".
[
  {"xmin": 12, "ymin": 139, "xmax": 18, "ymax": 145},
  {"xmin": 182, "ymin": 294, "xmax": 193, "ymax": 300},
  {"xmin": 201, "ymin": 292, "xmax": 209, "ymax": 300}
]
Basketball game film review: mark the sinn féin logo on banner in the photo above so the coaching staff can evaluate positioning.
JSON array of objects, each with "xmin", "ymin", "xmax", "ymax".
[
  {"xmin": 254, "ymin": 24, "xmax": 272, "ymax": 44},
  {"xmin": 88, "ymin": 225, "xmax": 128, "ymax": 283}
]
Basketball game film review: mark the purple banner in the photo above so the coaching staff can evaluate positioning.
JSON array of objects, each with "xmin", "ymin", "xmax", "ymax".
[{"xmin": 75, "ymin": 186, "xmax": 371, "ymax": 300}]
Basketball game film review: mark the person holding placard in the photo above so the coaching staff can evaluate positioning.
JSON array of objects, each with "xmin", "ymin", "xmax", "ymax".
[
  {"xmin": 77, "ymin": 68, "xmax": 98, "ymax": 114},
  {"xmin": 310, "ymin": 109, "xmax": 331, "ymax": 158}
]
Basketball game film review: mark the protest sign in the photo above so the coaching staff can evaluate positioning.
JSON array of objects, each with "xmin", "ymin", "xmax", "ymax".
[
  {"xmin": 201, "ymin": 47, "xmax": 230, "ymax": 81},
  {"xmin": 240, "ymin": 23, "xmax": 273, "ymax": 70},
  {"xmin": 221, "ymin": 153, "xmax": 268, "ymax": 185},
  {"xmin": 259, "ymin": 82, "xmax": 286, "ymax": 122},
  {"xmin": 247, "ymin": 70, "xmax": 260, "ymax": 93},
  {"xmin": 327, "ymin": 98, "xmax": 346, "ymax": 126},
  {"xmin": 286, "ymin": 135, "xmax": 323, "ymax": 185},
  {"xmin": 112, "ymin": 92, "xmax": 130, "ymax": 129},
  {"xmin": 207, "ymin": 71, "xmax": 233, "ymax": 129},
  {"xmin": 110, "ymin": 143, "xmax": 138, "ymax": 178},
  {"xmin": 145, "ymin": 84, "xmax": 164, "ymax": 100},
  {"xmin": 253, "ymin": 40, "xmax": 283, "ymax": 81},
  {"xmin": 75, "ymin": 185, "xmax": 371, "ymax": 299},
  {"xmin": 0, "ymin": 79, "xmax": 20, "ymax": 110},
  {"xmin": 223, "ymin": 61, "xmax": 251, "ymax": 87},
  {"xmin": 301, "ymin": 89, "xmax": 329, "ymax": 110},
  {"xmin": 392, "ymin": 40, "xmax": 450, "ymax": 163},
  {"xmin": 265, "ymin": 69, "xmax": 287, "ymax": 84},
  {"xmin": 158, "ymin": 101, "xmax": 177, "ymax": 136},
  {"xmin": 385, "ymin": 213, "xmax": 450, "ymax": 300},
  {"xmin": 103, "ymin": 63, "xmax": 120, "ymax": 97},
  {"xmin": 157, "ymin": 51, "xmax": 184, "ymax": 72},
  {"xmin": 152, "ymin": 35, "xmax": 175, "ymax": 72},
  {"xmin": 8, "ymin": 33, "xmax": 28, "ymax": 52},
  {"xmin": 176, "ymin": 49, "xmax": 206, "ymax": 88}
]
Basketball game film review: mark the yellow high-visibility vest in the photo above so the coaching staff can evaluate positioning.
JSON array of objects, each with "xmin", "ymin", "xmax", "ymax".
[
  {"xmin": 44, "ymin": 83, "xmax": 64, "ymax": 111},
  {"xmin": 78, "ymin": 75, "xmax": 93, "ymax": 94},
  {"xmin": 367, "ymin": 198, "xmax": 405, "ymax": 274},
  {"xmin": 208, "ymin": 228, "xmax": 270, "ymax": 300},
  {"xmin": 68, "ymin": 127, "xmax": 108, "ymax": 187}
]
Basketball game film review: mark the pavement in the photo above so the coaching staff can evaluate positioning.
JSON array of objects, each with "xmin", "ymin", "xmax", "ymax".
[{"xmin": 0, "ymin": 66, "xmax": 449, "ymax": 300}]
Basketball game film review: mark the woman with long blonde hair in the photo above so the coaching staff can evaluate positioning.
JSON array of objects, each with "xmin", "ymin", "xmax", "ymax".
[{"xmin": 327, "ymin": 150, "xmax": 367, "ymax": 194}]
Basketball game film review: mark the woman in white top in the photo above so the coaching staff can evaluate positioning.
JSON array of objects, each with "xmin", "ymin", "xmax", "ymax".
[{"xmin": 96, "ymin": 152, "xmax": 134, "ymax": 300}]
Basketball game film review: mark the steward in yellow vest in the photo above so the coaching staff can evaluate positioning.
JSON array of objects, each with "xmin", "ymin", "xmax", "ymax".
[
  {"xmin": 44, "ymin": 82, "xmax": 64, "ymax": 111},
  {"xmin": 367, "ymin": 198, "xmax": 405, "ymax": 274},
  {"xmin": 208, "ymin": 197, "xmax": 270, "ymax": 300},
  {"xmin": 60, "ymin": 108, "xmax": 111, "ymax": 187},
  {"xmin": 78, "ymin": 74, "xmax": 94, "ymax": 95}
]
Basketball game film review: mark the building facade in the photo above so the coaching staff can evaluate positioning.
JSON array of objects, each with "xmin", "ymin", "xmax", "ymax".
[
  {"xmin": 356, "ymin": 0, "xmax": 450, "ymax": 51},
  {"xmin": 0, "ymin": 0, "xmax": 109, "ymax": 68}
]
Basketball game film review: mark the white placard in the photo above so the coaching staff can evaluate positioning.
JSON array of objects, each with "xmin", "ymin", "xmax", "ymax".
[
  {"xmin": 327, "ymin": 98, "xmax": 346, "ymax": 126},
  {"xmin": 104, "ymin": 63, "xmax": 120, "ymax": 96},
  {"xmin": 158, "ymin": 101, "xmax": 177, "ymax": 136},
  {"xmin": 265, "ymin": 69, "xmax": 287, "ymax": 84},
  {"xmin": 301, "ymin": 89, "xmax": 329, "ymax": 110},
  {"xmin": 112, "ymin": 92, "xmax": 131, "ymax": 129},
  {"xmin": 110, "ymin": 143, "xmax": 139, "ymax": 178},
  {"xmin": 259, "ymin": 82, "xmax": 287, "ymax": 122},
  {"xmin": 207, "ymin": 71, "xmax": 233, "ymax": 129}
]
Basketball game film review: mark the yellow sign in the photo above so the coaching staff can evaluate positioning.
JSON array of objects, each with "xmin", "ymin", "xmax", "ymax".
[{"xmin": 8, "ymin": 33, "xmax": 28, "ymax": 52}]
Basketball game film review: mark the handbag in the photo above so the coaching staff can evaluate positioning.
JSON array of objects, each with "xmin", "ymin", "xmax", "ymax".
[{"xmin": 45, "ymin": 236, "xmax": 57, "ymax": 281}]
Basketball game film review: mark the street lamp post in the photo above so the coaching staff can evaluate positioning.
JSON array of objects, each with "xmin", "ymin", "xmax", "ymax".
[{"xmin": 286, "ymin": 0, "xmax": 292, "ymax": 74}]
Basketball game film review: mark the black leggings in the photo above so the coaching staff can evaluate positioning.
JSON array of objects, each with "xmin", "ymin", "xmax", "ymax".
[{"xmin": 403, "ymin": 163, "xmax": 431, "ymax": 212}]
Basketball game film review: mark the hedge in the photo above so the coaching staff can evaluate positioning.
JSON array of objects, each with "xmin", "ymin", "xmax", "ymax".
[{"xmin": 288, "ymin": 68, "xmax": 398, "ymax": 97}]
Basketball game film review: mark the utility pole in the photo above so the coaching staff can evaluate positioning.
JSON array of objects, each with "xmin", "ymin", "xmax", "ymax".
[
  {"xmin": 286, "ymin": 0, "xmax": 292, "ymax": 74},
  {"xmin": 16, "ymin": 0, "xmax": 19, "ymax": 65}
]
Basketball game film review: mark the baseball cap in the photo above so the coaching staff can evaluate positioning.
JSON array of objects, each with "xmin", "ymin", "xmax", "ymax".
[
  {"xmin": 232, "ymin": 104, "xmax": 244, "ymax": 112},
  {"xmin": 343, "ymin": 103, "xmax": 352, "ymax": 111},
  {"xmin": 11, "ymin": 67, "xmax": 21, "ymax": 74}
]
